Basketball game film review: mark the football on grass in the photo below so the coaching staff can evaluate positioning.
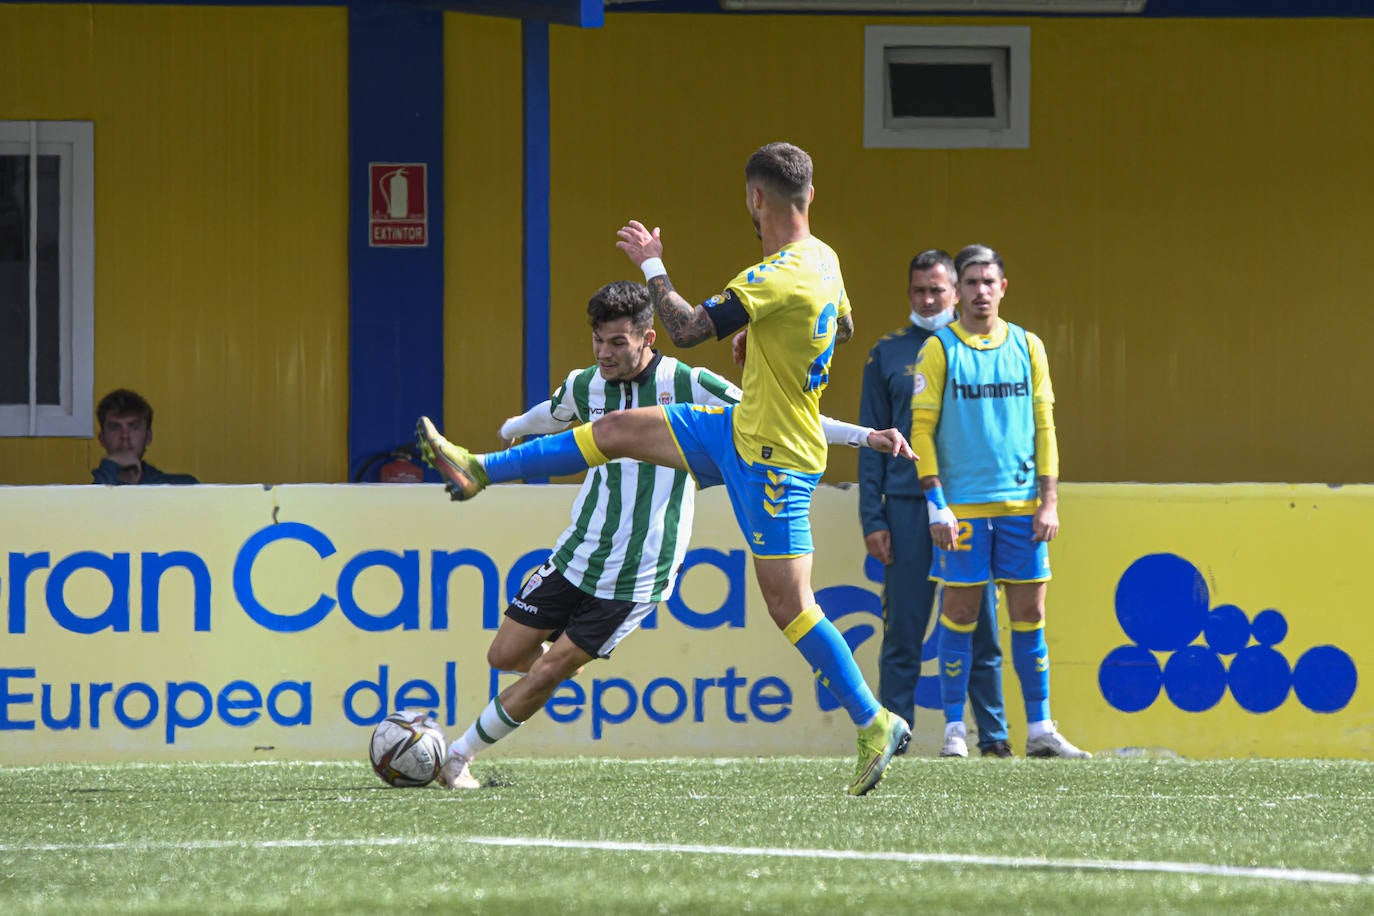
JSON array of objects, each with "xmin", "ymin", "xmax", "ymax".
[{"xmin": 369, "ymin": 710, "xmax": 447, "ymax": 787}]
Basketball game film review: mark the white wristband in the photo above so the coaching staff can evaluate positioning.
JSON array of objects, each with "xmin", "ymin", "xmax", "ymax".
[
  {"xmin": 928, "ymin": 506, "xmax": 957, "ymax": 528},
  {"xmin": 640, "ymin": 257, "xmax": 666, "ymax": 281}
]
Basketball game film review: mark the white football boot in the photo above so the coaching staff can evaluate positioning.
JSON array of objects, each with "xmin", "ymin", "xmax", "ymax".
[
  {"xmin": 1025, "ymin": 727, "xmax": 1092, "ymax": 759},
  {"xmin": 939, "ymin": 723, "xmax": 969, "ymax": 758},
  {"xmin": 437, "ymin": 754, "xmax": 480, "ymax": 789}
]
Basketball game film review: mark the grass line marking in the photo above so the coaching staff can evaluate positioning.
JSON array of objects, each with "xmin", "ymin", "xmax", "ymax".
[
  {"xmin": 468, "ymin": 836, "xmax": 1374, "ymax": 887},
  {"xmin": 0, "ymin": 838, "xmax": 416, "ymax": 853},
  {"xmin": 4, "ymin": 834, "xmax": 1371, "ymax": 887}
]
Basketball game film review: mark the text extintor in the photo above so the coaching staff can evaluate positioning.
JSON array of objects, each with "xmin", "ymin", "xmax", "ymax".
[{"xmin": 368, "ymin": 162, "xmax": 427, "ymax": 248}]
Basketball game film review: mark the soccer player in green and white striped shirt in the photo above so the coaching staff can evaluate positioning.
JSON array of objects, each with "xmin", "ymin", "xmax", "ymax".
[{"xmin": 432, "ymin": 280, "xmax": 904, "ymax": 789}]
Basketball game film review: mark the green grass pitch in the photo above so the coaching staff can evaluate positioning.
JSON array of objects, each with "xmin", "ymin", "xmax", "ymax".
[{"xmin": 2, "ymin": 756, "xmax": 1371, "ymax": 913}]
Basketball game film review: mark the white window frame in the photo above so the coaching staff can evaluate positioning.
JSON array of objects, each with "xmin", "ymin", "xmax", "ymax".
[
  {"xmin": 864, "ymin": 26, "xmax": 1031, "ymax": 150},
  {"xmin": 0, "ymin": 120, "xmax": 94, "ymax": 438}
]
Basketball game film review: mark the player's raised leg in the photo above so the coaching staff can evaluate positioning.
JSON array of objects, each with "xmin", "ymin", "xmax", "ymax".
[{"xmin": 417, "ymin": 408, "xmax": 685, "ymax": 501}]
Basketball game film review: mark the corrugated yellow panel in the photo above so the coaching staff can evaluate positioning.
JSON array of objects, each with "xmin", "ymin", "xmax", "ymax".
[
  {"xmin": 442, "ymin": 13, "xmax": 526, "ymax": 452},
  {"xmin": 0, "ymin": 4, "xmax": 98, "ymax": 485},
  {"xmin": 0, "ymin": 5, "xmax": 97, "ymax": 116},
  {"xmin": 545, "ymin": 14, "xmax": 1374, "ymax": 484},
  {"xmin": 10, "ymin": 11, "xmax": 1373, "ymax": 487},
  {"xmin": 0, "ymin": 5, "xmax": 348, "ymax": 485}
]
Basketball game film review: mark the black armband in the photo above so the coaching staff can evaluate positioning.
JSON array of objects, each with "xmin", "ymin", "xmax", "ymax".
[{"xmin": 703, "ymin": 289, "xmax": 749, "ymax": 340}]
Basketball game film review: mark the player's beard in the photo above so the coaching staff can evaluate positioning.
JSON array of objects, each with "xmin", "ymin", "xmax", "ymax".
[{"xmin": 606, "ymin": 341, "xmax": 653, "ymax": 382}]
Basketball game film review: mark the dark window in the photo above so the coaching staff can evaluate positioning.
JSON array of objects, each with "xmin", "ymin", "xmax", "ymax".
[
  {"xmin": 0, "ymin": 154, "xmax": 61, "ymax": 406},
  {"xmin": 888, "ymin": 63, "xmax": 996, "ymax": 119}
]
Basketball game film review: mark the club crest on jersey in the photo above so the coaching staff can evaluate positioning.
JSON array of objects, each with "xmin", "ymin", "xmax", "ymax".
[
  {"xmin": 521, "ymin": 572, "xmax": 544, "ymax": 597},
  {"xmin": 660, "ymin": 392, "xmax": 672, "ymax": 406},
  {"xmin": 760, "ymin": 446, "xmax": 773, "ymax": 459}
]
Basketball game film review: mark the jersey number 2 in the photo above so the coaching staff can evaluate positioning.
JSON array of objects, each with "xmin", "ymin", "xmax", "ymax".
[{"xmin": 805, "ymin": 302, "xmax": 838, "ymax": 391}]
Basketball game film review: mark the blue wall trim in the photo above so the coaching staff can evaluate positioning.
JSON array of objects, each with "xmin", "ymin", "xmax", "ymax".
[
  {"xmin": 522, "ymin": 20, "xmax": 552, "ymax": 430},
  {"xmin": 347, "ymin": 3, "xmax": 445, "ymax": 481}
]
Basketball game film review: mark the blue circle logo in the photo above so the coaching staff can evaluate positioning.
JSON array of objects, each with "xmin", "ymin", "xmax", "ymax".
[{"xmin": 1099, "ymin": 553, "xmax": 1356, "ymax": 714}]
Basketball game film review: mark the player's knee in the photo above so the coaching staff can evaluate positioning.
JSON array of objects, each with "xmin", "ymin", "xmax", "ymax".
[
  {"xmin": 591, "ymin": 411, "xmax": 631, "ymax": 455},
  {"xmin": 766, "ymin": 602, "xmax": 804, "ymax": 631},
  {"xmin": 943, "ymin": 609, "xmax": 980, "ymax": 628},
  {"xmin": 1008, "ymin": 608, "xmax": 1045, "ymax": 626},
  {"xmin": 487, "ymin": 643, "xmax": 535, "ymax": 673},
  {"xmin": 941, "ymin": 589, "xmax": 983, "ymax": 626}
]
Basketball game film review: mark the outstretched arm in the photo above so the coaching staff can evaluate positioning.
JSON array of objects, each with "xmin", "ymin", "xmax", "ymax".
[
  {"xmin": 616, "ymin": 220, "xmax": 716, "ymax": 347},
  {"xmin": 499, "ymin": 400, "xmax": 575, "ymax": 443},
  {"xmin": 821, "ymin": 415, "xmax": 916, "ymax": 459}
]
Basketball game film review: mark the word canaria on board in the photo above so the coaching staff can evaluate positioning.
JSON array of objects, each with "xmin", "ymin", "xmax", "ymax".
[
  {"xmin": 3, "ymin": 523, "xmax": 749, "ymax": 634},
  {"xmin": 1, "ymin": 663, "xmax": 794, "ymax": 744}
]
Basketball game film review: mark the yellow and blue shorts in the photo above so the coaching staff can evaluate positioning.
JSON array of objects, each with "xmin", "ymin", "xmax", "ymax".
[
  {"xmin": 663, "ymin": 403, "xmax": 819, "ymax": 558},
  {"xmin": 930, "ymin": 513, "xmax": 1051, "ymax": 586}
]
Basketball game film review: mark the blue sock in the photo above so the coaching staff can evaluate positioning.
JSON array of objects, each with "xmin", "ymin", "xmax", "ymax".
[
  {"xmin": 785, "ymin": 606, "xmax": 881, "ymax": 726},
  {"xmin": 939, "ymin": 617, "xmax": 974, "ymax": 724},
  {"xmin": 481, "ymin": 428, "xmax": 593, "ymax": 483},
  {"xmin": 1011, "ymin": 624, "xmax": 1052, "ymax": 723}
]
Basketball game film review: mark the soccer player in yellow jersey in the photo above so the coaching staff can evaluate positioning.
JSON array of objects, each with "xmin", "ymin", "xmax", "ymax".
[
  {"xmin": 416, "ymin": 142, "xmax": 913, "ymax": 795},
  {"xmin": 909, "ymin": 244, "xmax": 1090, "ymax": 759}
]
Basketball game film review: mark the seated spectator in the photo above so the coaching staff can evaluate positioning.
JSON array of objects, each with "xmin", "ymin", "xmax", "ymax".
[{"xmin": 92, "ymin": 389, "xmax": 199, "ymax": 485}]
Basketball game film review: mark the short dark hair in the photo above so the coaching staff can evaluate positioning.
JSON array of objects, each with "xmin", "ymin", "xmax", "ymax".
[
  {"xmin": 909, "ymin": 249, "xmax": 956, "ymax": 283},
  {"xmin": 587, "ymin": 280, "xmax": 653, "ymax": 334},
  {"xmin": 955, "ymin": 244, "xmax": 1005, "ymax": 282},
  {"xmin": 97, "ymin": 388, "xmax": 153, "ymax": 431},
  {"xmin": 744, "ymin": 142, "xmax": 813, "ymax": 206}
]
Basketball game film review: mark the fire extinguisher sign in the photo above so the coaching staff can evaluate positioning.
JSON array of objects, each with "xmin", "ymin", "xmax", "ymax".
[{"xmin": 368, "ymin": 162, "xmax": 428, "ymax": 248}]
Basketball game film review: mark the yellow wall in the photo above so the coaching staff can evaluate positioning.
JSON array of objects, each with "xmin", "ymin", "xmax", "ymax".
[
  {"xmin": 0, "ymin": 4, "xmax": 349, "ymax": 484},
  {"xmin": 3, "ymin": 9, "xmax": 1372, "ymax": 487},
  {"xmin": 545, "ymin": 15, "xmax": 1374, "ymax": 484},
  {"xmin": 442, "ymin": 14, "xmax": 527, "ymax": 450}
]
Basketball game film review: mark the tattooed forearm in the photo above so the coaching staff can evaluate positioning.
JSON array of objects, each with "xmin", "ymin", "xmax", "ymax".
[
  {"xmin": 648, "ymin": 275, "xmax": 715, "ymax": 347},
  {"xmin": 836, "ymin": 313, "xmax": 854, "ymax": 345}
]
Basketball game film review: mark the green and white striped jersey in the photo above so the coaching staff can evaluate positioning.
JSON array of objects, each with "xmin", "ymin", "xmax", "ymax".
[{"xmin": 546, "ymin": 352, "xmax": 741, "ymax": 602}]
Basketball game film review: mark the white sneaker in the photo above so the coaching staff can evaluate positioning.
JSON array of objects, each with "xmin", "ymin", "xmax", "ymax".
[
  {"xmin": 436, "ymin": 754, "xmax": 480, "ymax": 789},
  {"xmin": 939, "ymin": 728, "xmax": 968, "ymax": 758},
  {"xmin": 1026, "ymin": 728, "xmax": 1092, "ymax": 759}
]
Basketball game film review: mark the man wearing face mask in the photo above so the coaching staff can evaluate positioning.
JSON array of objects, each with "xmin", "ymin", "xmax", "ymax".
[{"xmin": 858, "ymin": 249, "xmax": 1010, "ymax": 758}]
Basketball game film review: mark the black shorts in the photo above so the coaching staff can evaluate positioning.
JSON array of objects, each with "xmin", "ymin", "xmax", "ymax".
[{"xmin": 505, "ymin": 560, "xmax": 655, "ymax": 659}]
